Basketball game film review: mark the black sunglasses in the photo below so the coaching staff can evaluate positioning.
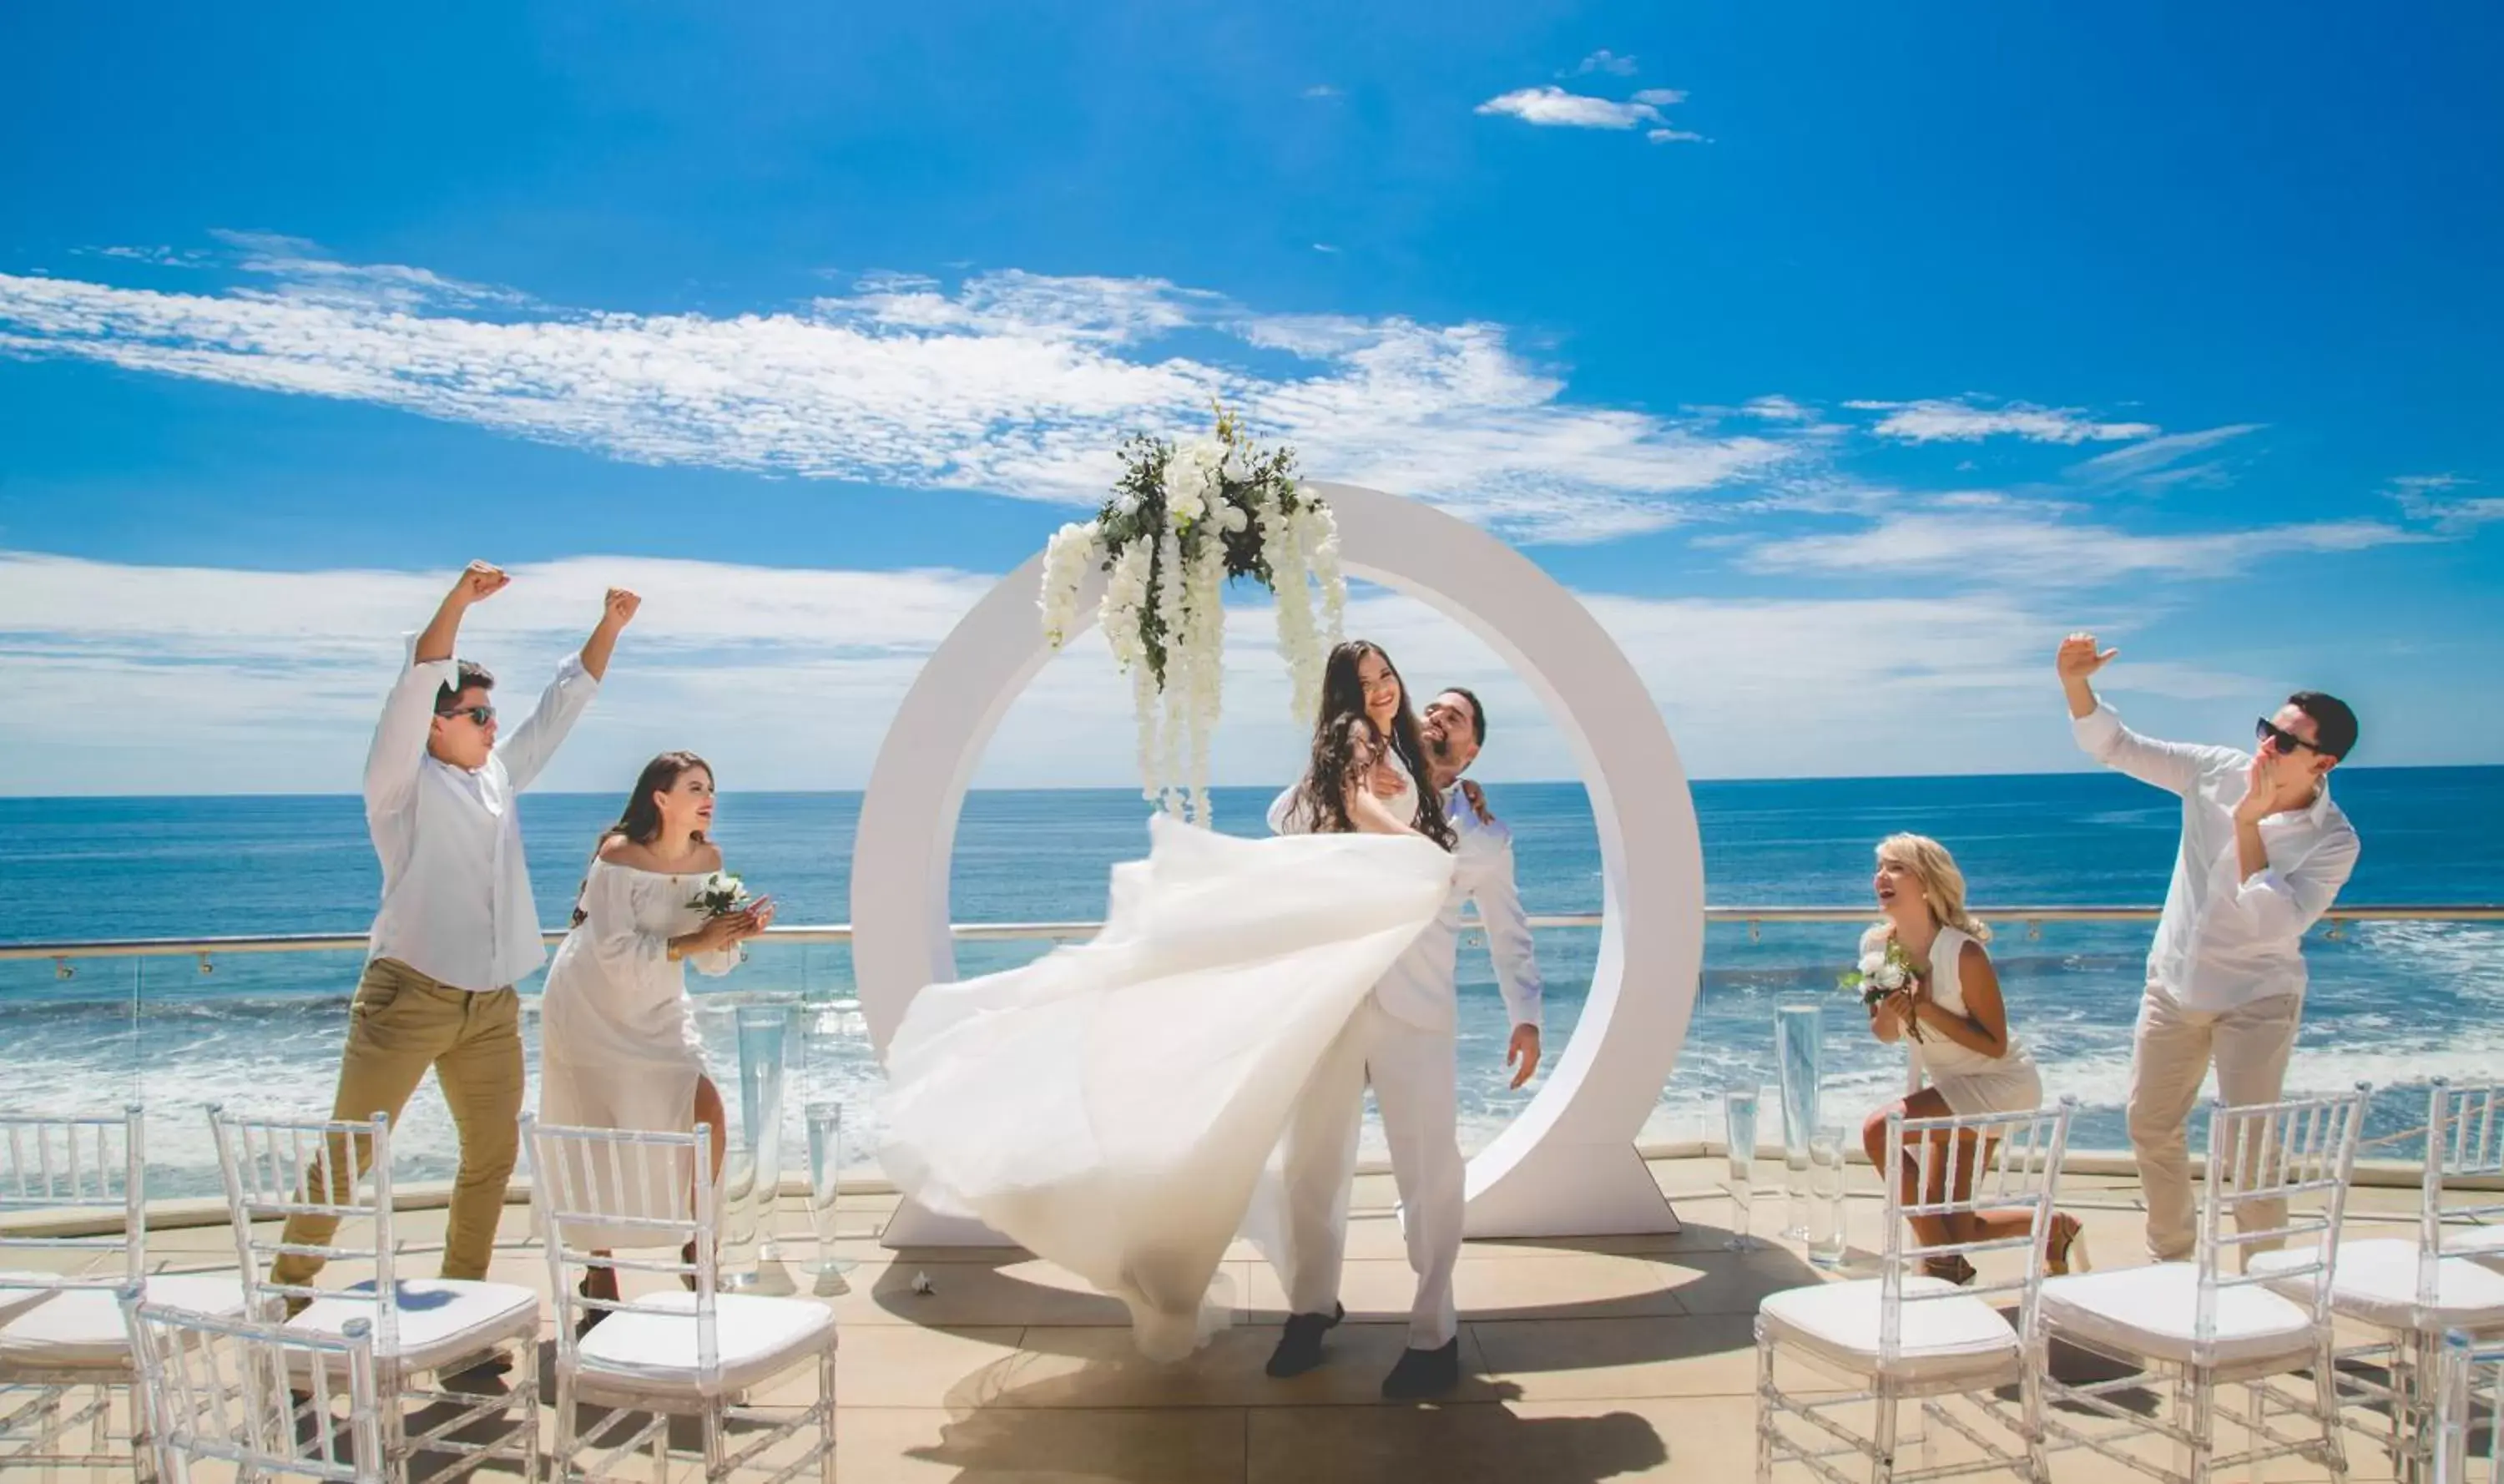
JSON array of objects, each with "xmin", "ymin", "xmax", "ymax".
[
  {"xmin": 437, "ymin": 704, "xmax": 497, "ymax": 726},
  {"xmin": 2255, "ymin": 717, "xmax": 2323, "ymax": 755}
]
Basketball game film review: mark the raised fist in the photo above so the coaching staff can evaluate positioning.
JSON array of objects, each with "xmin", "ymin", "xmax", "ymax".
[{"xmin": 452, "ymin": 561, "xmax": 510, "ymax": 606}]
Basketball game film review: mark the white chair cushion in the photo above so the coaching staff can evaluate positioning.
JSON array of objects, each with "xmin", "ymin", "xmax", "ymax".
[
  {"xmin": 0, "ymin": 1273, "xmax": 248, "ymax": 1367},
  {"xmin": 287, "ymin": 1279, "xmax": 540, "ymax": 1374},
  {"xmin": 575, "ymin": 1291, "xmax": 836, "ymax": 1396},
  {"xmin": 2040, "ymin": 1264, "xmax": 2317, "ymax": 1367},
  {"xmin": 1757, "ymin": 1276, "xmax": 2021, "ymax": 1385},
  {"xmin": 2248, "ymin": 1238, "xmax": 2504, "ymax": 1332}
]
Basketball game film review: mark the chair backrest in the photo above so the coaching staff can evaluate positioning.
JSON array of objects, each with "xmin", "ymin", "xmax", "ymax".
[
  {"xmin": 208, "ymin": 1108, "xmax": 397, "ymax": 1350},
  {"xmin": 2193, "ymin": 1086, "xmax": 2369, "ymax": 1360},
  {"xmin": 2435, "ymin": 1326, "xmax": 2504, "ymax": 1484},
  {"xmin": 1876, "ymin": 1098, "xmax": 2076, "ymax": 1363},
  {"xmin": 522, "ymin": 1116, "xmax": 719, "ymax": 1382},
  {"xmin": 0, "ymin": 1105, "xmax": 145, "ymax": 1292},
  {"xmin": 121, "ymin": 1285, "xmax": 384, "ymax": 1484}
]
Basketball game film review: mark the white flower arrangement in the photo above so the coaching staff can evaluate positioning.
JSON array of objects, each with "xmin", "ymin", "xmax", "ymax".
[
  {"xmin": 1840, "ymin": 936, "xmax": 1927, "ymax": 1036},
  {"xmin": 686, "ymin": 871, "xmax": 749, "ymax": 917},
  {"xmin": 1036, "ymin": 406, "xmax": 1345, "ymax": 823}
]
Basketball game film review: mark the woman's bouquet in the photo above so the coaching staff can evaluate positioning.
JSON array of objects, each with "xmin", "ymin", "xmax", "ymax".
[
  {"xmin": 687, "ymin": 871, "xmax": 750, "ymax": 918},
  {"xmin": 1840, "ymin": 937, "xmax": 1921, "ymax": 1012}
]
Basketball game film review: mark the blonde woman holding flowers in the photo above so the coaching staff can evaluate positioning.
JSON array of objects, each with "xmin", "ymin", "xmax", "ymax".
[
  {"xmin": 538, "ymin": 750, "xmax": 773, "ymax": 1323},
  {"xmin": 1857, "ymin": 833, "xmax": 2082, "ymax": 1282}
]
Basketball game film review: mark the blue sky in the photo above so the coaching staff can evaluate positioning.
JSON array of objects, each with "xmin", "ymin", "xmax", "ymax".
[{"xmin": 3, "ymin": 1, "xmax": 2499, "ymax": 794}]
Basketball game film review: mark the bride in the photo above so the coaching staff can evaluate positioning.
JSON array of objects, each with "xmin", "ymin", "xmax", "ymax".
[{"xmin": 879, "ymin": 641, "xmax": 1456, "ymax": 1360}]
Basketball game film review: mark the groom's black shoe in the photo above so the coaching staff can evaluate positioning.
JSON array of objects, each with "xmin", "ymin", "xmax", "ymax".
[
  {"xmin": 1265, "ymin": 1303, "xmax": 1344, "ymax": 1378},
  {"xmin": 1380, "ymin": 1339, "xmax": 1462, "ymax": 1400}
]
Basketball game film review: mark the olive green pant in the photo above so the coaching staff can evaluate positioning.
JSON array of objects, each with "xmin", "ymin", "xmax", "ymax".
[{"xmin": 270, "ymin": 958, "xmax": 524, "ymax": 1286}]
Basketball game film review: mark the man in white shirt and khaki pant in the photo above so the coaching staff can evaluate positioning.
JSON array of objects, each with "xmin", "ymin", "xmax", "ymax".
[
  {"xmin": 274, "ymin": 562, "xmax": 638, "ymax": 1288},
  {"xmin": 2058, "ymin": 633, "xmax": 2360, "ymax": 1262}
]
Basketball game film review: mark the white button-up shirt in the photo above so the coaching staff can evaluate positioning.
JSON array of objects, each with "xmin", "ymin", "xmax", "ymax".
[
  {"xmin": 1266, "ymin": 779, "xmax": 1544, "ymax": 1033},
  {"xmin": 365, "ymin": 637, "xmax": 599, "ymax": 992},
  {"xmin": 2072, "ymin": 702, "xmax": 2359, "ymax": 1013}
]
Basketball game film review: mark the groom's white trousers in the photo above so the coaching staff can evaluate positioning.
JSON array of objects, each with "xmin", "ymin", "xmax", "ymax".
[{"xmin": 1275, "ymin": 995, "xmax": 1464, "ymax": 1350}]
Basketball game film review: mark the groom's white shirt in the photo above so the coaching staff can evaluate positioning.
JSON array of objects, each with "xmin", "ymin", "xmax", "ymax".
[{"xmin": 1266, "ymin": 782, "xmax": 1543, "ymax": 1035}]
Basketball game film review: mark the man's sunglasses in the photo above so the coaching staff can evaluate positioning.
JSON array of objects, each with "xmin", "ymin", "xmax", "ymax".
[
  {"xmin": 437, "ymin": 704, "xmax": 497, "ymax": 727},
  {"xmin": 2255, "ymin": 717, "xmax": 2322, "ymax": 755}
]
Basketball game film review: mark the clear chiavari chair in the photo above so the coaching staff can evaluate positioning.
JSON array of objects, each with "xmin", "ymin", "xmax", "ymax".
[
  {"xmin": 120, "ymin": 1285, "xmax": 386, "ymax": 1484},
  {"xmin": 524, "ymin": 1116, "xmax": 836, "ymax": 1484},
  {"xmin": 2039, "ymin": 1087, "xmax": 2369, "ymax": 1483},
  {"xmin": 1, "ymin": 1105, "xmax": 245, "ymax": 1475},
  {"xmin": 2248, "ymin": 1078, "xmax": 2504, "ymax": 1480},
  {"xmin": 210, "ymin": 1108, "xmax": 539, "ymax": 1483},
  {"xmin": 1754, "ymin": 1098, "xmax": 2075, "ymax": 1483}
]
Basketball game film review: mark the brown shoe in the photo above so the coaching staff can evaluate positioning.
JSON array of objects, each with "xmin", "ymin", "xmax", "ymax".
[
  {"xmin": 1920, "ymin": 1254, "xmax": 1977, "ymax": 1286},
  {"xmin": 2045, "ymin": 1214, "xmax": 2090, "ymax": 1276}
]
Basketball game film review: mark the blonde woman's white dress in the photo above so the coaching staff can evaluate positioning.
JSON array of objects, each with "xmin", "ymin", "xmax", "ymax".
[
  {"xmin": 879, "ymin": 812, "xmax": 1454, "ymax": 1361},
  {"xmin": 538, "ymin": 858, "xmax": 738, "ymax": 1246},
  {"xmin": 1905, "ymin": 925, "xmax": 2043, "ymax": 1115}
]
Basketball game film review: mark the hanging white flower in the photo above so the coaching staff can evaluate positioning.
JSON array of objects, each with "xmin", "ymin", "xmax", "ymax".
[{"xmin": 1036, "ymin": 410, "xmax": 1349, "ymax": 824}]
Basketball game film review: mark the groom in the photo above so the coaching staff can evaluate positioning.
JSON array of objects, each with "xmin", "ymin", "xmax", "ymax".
[{"xmin": 1265, "ymin": 684, "xmax": 1544, "ymax": 1399}]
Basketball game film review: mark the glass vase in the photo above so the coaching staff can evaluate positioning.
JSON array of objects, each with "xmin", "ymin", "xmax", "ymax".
[
  {"xmin": 1808, "ymin": 1123, "xmax": 1849, "ymax": 1269},
  {"xmin": 1775, "ymin": 1003, "xmax": 1825, "ymax": 1240},
  {"xmin": 804, "ymin": 1101, "xmax": 856, "ymax": 1277},
  {"xmin": 721, "ymin": 1002, "xmax": 791, "ymax": 1288},
  {"xmin": 1723, "ymin": 1087, "xmax": 1760, "ymax": 1252}
]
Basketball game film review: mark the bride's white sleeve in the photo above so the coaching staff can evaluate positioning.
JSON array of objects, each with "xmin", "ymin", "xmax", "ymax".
[{"xmin": 580, "ymin": 868, "xmax": 672, "ymax": 977}]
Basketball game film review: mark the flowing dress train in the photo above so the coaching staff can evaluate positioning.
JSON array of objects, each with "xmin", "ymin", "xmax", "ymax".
[{"xmin": 878, "ymin": 813, "xmax": 1455, "ymax": 1360}]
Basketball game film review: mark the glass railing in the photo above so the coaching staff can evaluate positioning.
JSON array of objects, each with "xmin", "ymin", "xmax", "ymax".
[{"xmin": 4, "ymin": 906, "xmax": 2499, "ymax": 1199}]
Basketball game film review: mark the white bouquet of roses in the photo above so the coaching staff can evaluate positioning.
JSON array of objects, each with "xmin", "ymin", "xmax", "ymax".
[
  {"xmin": 1840, "ymin": 937, "xmax": 1923, "ymax": 1023},
  {"xmin": 687, "ymin": 871, "xmax": 750, "ymax": 918}
]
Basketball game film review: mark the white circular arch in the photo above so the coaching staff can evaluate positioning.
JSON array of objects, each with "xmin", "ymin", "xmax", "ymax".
[{"xmin": 851, "ymin": 481, "xmax": 1706, "ymax": 1242}]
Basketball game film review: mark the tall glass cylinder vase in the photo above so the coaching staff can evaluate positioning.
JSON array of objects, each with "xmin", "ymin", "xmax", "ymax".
[
  {"xmin": 721, "ymin": 1002, "xmax": 791, "ymax": 1288},
  {"xmin": 1775, "ymin": 1003, "xmax": 1825, "ymax": 1241},
  {"xmin": 803, "ymin": 1101, "xmax": 856, "ymax": 1277},
  {"xmin": 1723, "ymin": 1088, "xmax": 1760, "ymax": 1252},
  {"xmin": 1807, "ymin": 1124, "xmax": 1849, "ymax": 1269}
]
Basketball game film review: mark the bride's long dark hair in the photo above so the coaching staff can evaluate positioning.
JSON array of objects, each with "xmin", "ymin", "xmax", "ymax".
[
  {"xmin": 570, "ymin": 750, "xmax": 713, "ymax": 926},
  {"xmin": 1287, "ymin": 641, "xmax": 1454, "ymax": 849}
]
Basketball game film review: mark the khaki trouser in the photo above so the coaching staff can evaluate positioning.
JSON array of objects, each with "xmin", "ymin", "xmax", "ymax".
[
  {"xmin": 271, "ymin": 958, "xmax": 524, "ymax": 1286},
  {"xmin": 2127, "ymin": 982, "xmax": 2301, "ymax": 1263}
]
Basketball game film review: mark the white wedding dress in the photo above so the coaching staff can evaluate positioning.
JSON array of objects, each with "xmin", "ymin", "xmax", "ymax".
[
  {"xmin": 879, "ymin": 812, "xmax": 1455, "ymax": 1360},
  {"xmin": 538, "ymin": 858, "xmax": 740, "ymax": 1247}
]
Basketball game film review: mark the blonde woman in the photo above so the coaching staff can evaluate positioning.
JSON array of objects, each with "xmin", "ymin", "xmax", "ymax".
[{"xmin": 1858, "ymin": 834, "xmax": 2084, "ymax": 1281}]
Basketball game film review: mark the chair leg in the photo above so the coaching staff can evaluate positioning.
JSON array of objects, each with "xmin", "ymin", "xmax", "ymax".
[
  {"xmin": 552, "ymin": 1369, "xmax": 578, "ymax": 1484},
  {"xmin": 2188, "ymin": 1368, "xmax": 2217, "ymax": 1484},
  {"xmin": 701, "ymin": 1401, "xmax": 726, "ymax": 1484},
  {"xmin": 2021, "ymin": 1345, "xmax": 2052, "ymax": 1484},
  {"xmin": 2316, "ymin": 1343, "xmax": 2353, "ymax": 1483},
  {"xmin": 513, "ymin": 1336, "xmax": 543, "ymax": 1484},
  {"xmin": 1869, "ymin": 1384, "xmax": 1897, "ymax": 1484},
  {"xmin": 1754, "ymin": 1335, "xmax": 1776, "ymax": 1484},
  {"xmin": 649, "ymin": 1409, "xmax": 670, "ymax": 1484},
  {"xmin": 818, "ymin": 1346, "xmax": 837, "ymax": 1484}
]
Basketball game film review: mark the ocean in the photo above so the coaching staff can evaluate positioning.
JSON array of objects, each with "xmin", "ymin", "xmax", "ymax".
[{"xmin": 3, "ymin": 769, "xmax": 2500, "ymax": 1196}]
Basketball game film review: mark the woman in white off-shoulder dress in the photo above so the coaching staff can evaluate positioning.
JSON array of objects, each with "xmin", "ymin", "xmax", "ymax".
[
  {"xmin": 1857, "ymin": 833, "xmax": 2083, "ymax": 1281},
  {"xmin": 538, "ymin": 750, "xmax": 774, "ymax": 1316}
]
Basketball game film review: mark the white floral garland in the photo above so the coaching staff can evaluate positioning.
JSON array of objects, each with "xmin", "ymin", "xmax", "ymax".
[{"xmin": 1037, "ymin": 412, "xmax": 1344, "ymax": 823}]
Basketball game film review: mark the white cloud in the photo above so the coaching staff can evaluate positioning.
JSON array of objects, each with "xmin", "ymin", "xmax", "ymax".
[
  {"xmin": 1630, "ymin": 88, "xmax": 1687, "ymax": 106},
  {"xmin": 1739, "ymin": 510, "xmax": 2431, "ymax": 588},
  {"xmin": 2067, "ymin": 424, "xmax": 2263, "ymax": 487},
  {"xmin": 1739, "ymin": 395, "xmax": 1816, "ymax": 422},
  {"xmin": 1848, "ymin": 397, "xmax": 2159, "ymax": 445},
  {"xmin": 2388, "ymin": 474, "xmax": 2504, "ymax": 533},
  {"xmin": 0, "ymin": 257, "xmax": 1798, "ymax": 546},
  {"xmin": 1302, "ymin": 84, "xmax": 1343, "ymax": 99},
  {"xmin": 1475, "ymin": 86, "xmax": 1674, "ymax": 132},
  {"xmin": 1646, "ymin": 128, "xmax": 1705, "ymax": 145},
  {"xmin": 0, "ymin": 549, "xmax": 2275, "ymax": 795},
  {"xmin": 1570, "ymin": 50, "xmax": 1639, "ymax": 77}
]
